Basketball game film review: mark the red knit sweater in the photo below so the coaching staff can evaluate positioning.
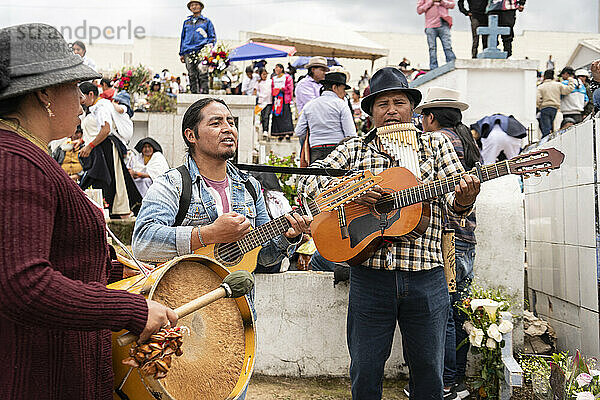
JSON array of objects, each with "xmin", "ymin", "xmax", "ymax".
[{"xmin": 0, "ymin": 129, "xmax": 149, "ymax": 399}]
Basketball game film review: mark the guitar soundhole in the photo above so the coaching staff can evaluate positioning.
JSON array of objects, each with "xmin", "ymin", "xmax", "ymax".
[{"xmin": 214, "ymin": 243, "xmax": 243, "ymax": 267}]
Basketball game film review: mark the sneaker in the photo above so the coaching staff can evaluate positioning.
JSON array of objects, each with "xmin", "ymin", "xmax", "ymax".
[
  {"xmin": 403, "ymin": 384, "xmax": 410, "ymax": 397},
  {"xmin": 443, "ymin": 387, "xmax": 458, "ymax": 399},
  {"xmin": 453, "ymin": 382, "xmax": 470, "ymax": 399}
]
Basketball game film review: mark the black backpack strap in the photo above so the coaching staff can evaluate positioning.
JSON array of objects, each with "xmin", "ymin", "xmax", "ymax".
[
  {"xmin": 244, "ymin": 179, "xmax": 258, "ymax": 205},
  {"xmin": 173, "ymin": 165, "xmax": 192, "ymax": 227}
]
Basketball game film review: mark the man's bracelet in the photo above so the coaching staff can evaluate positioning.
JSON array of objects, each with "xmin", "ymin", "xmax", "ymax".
[
  {"xmin": 89, "ymin": 142, "xmax": 95, "ymax": 149},
  {"xmin": 197, "ymin": 226, "xmax": 206, "ymax": 247},
  {"xmin": 454, "ymin": 199, "xmax": 474, "ymax": 209}
]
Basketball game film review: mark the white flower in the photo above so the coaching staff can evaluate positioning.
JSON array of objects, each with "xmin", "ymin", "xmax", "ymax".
[
  {"xmin": 469, "ymin": 328, "xmax": 484, "ymax": 347},
  {"xmin": 590, "ymin": 369, "xmax": 600, "ymax": 377},
  {"xmin": 498, "ymin": 319, "xmax": 514, "ymax": 334},
  {"xmin": 471, "ymin": 299, "xmax": 501, "ymax": 321},
  {"xmin": 576, "ymin": 373, "xmax": 593, "ymax": 387},
  {"xmin": 486, "ymin": 337, "xmax": 497, "ymax": 349},
  {"xmin": 487, "ymin": 324, "xmax": 503, "ymax": 342},
  {"xmin": 575, "ymin": 392, "xmax": 594, "ymax": 400},
  {"xmin": 463, "ymin": 320, "xmax": 475, "ymax": 335}
]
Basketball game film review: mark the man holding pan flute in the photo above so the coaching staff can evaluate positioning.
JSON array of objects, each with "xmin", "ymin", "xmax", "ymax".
[
  {"xmin": 132, "ymin": 97, "xmax": 311, "ymax": 266},
  {"xmin": 297, "ymin": 67, "xmax": 481, "ymax": 400}
]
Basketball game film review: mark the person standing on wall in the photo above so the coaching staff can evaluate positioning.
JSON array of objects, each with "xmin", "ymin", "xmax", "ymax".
[
  {"xmin": 179, "ymin": 1, "xmax": 216, "ymax": 94},
  {"xmin": 485, "ymin": 0, "xmax": 526, "ymax": 58},
  {"xmin": 458, "ymin": 0, "xmax": 488, "ymax": 58},
  {"xmin": 417, "ymin": 0, "xmax": 457, "ymax": 71}
]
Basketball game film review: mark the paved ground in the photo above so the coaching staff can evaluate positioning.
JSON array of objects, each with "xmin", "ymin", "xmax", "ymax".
[{"xmin": 246, "ymin": 375, "xmax": 408, "ymax": 399}]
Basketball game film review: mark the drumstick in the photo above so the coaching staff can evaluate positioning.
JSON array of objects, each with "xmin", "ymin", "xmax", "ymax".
[{"xmin": 117, "ymin": 270, "xmax": 254, "ymax": 347}]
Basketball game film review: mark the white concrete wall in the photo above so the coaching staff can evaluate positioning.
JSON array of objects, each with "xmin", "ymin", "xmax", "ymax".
[
  {"xmin": 524, "ymin": 118, "xmax": 600, "ymax": 358},
  {"xmin": 411, "ymin": 58, "xmax": 538, "ymax": 130},
  {"xmin": 253, "ymin": 272, "xmax": 406, "ymax": 378}
]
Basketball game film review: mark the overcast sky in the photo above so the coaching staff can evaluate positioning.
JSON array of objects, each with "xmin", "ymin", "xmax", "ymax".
[{"xmin": 1, "ymin": 0, "xmax": 598, "ymax": 43}]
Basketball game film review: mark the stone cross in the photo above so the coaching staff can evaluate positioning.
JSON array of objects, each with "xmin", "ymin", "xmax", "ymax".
[
  {"xmin": 477, "ymin": 15, "xmax": 511, "ymax": 59},
  {"xmin": 499, "ymin": 312, "xmax": 523, "ymax": 400}
]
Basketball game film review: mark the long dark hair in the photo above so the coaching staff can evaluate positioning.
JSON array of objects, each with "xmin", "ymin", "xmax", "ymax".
[{"xmin": 423, "ymin": 107, "xmax": 480, "ymax": 170}]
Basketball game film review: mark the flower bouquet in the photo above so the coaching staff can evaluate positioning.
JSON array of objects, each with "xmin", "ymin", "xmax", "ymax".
[
  {"xmin": 116, "ymin": 64, "xmax": 151, "ymax": 96},
  {"xmin": 521, "ymin": 350, "xmax": 600, "ymax": 399},
  {"xmin": 197, "ymin": 42, "xmax": 231, "ymax": 78},
  {"xmin": 458, "ymin": 287, "xmax": 513, "ymax": 399}
]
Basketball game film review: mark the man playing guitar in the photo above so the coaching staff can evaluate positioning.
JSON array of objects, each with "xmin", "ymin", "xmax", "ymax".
[
  {"xmin": 298, "ymin": 67, "xmax": 480, "ymax": 400},
  {"xmin": 132, "ymin": 97, "xmax": 310, "ymax": 267}
]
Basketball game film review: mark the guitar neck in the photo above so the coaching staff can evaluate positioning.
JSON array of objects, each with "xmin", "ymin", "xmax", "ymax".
[
  {"xmin": 388, "ymin": 160, "xmax": 512, "ymax": 209},
  {"xmin": 237, "ymin": 198, "xmax": 321, "ymax": 252}
]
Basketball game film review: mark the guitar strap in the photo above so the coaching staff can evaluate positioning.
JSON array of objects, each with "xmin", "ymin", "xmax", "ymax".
[{"xmin": 172, "ymin": 164, "xmax": 258, "ymax": 227}]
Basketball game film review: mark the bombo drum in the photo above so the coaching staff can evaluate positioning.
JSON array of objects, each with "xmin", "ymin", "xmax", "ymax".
[{"xmin": 110, "ymin": 254, "xmax": 256, "ymax": 400}]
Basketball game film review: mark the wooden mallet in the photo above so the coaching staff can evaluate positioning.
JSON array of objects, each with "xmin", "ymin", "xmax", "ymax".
[{"xmin": 117, "ymin": 270, "xmax": 254, "ymax": 346}]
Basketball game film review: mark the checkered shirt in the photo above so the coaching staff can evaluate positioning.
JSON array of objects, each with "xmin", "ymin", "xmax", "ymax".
[{"xmin": 298, "ymin": 129, "xmax": 471, "ymax": 271}]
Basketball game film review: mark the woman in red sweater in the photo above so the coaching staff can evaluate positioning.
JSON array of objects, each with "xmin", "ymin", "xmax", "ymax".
[{"xmin": 0, "ymin": 24, "xmax": 177, "ymax": 399}]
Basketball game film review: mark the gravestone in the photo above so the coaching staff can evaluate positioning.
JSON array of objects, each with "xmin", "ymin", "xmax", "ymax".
[{"xmin": 477, "ymin": 15, "xmax": 511, "ymax": 59}]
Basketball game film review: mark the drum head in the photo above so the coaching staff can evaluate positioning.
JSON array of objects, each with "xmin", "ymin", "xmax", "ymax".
[{"xmin": 145, "ymin": 255, "xmax": 254, "ymax": 400}]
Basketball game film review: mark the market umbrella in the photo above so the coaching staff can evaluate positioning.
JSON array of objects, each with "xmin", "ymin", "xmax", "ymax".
[{"xmin": 229, "ymin": 41, "xmax": 296, "ymax": 62}]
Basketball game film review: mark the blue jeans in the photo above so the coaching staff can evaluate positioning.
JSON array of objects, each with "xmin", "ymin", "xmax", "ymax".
[
  {"xmin": 309, "ymin": 250, "xmax": 337, "ymax": 271},
  {"xmin": 425, "ymin": 21, "xmax": 456, "ymax": 70},
  {"xmin": 539, "ymin": 107, "xmax": 557, "ymax": 138},
  {"xmin": 443, "ymin": 240, "xmax": 476, "ymax": 386},
  {"xmin": 348, "ymin": 265, "xmax": 450, "ymax": 399}
]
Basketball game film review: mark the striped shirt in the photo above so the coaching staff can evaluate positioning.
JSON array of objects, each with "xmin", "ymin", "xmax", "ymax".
[{"xmin": 297, "ymin": 129, "xmax": 472, "ymax": 271}]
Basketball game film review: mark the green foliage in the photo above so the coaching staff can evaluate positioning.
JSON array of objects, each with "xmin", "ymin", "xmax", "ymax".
[
  {"xmin": 266, "ymin": 151, "xmax": 298, "ymax": 204},
  {"xmin": 116, "ymin": 64, "xmax": 151, "ymax": 95},
  {"xmin": 147, "ymin": 91, "xmax": 176, "ymax": 113}
]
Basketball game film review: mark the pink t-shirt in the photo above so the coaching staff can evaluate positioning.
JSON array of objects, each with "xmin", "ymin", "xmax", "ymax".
[{"xmin": 202, "ymin": 176, "xmax": 230, "ymax": 214}]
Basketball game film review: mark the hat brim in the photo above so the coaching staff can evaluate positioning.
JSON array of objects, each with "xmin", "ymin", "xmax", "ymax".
[
  {"xmin": 187, "ymin": 1, "xmax": 204, "ymax": 10},
  {"xmin": 306, "ymin": 63, "xmax": 329, "ymax": 70},
  {"xmin": 414, "ymin": 100, "xmax": 469, "ymax": 114},
  {"xmin": 0, "ymin": 62, "xmax": 100, "ymax": 101},
  {"xmin": 320, "ymin": 80, "xmax": 351, "ymax": 90},
  {"xmin": 135, "ymin": 138, "xmax": 163, "ymax": 153},
  {"xmin": 361, "ymin": 87, "xmax": 423, "ymax": 115}
]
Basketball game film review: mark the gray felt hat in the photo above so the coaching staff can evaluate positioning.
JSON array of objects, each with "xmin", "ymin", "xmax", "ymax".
[{"xmin": 0, "ymin": 23, "xmax": 101, "ymax": 101}]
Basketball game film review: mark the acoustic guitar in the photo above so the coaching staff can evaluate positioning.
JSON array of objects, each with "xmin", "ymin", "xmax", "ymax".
[
  {"xmin": 193, "ymin": 170, "xmax": 384, "ymax": 272},
  {"xmin": 309, "ymin": 148, "xmax": 564, "ymax": 266}
]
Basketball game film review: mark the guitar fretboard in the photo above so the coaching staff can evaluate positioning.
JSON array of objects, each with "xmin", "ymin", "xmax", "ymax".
[
  {"xmin": 236, "ymin": 198, "xmax": 321, "ymax": 253},
  {"xmin": 389, "ymin": 160, "xmax": 512, "ymax": 209}
]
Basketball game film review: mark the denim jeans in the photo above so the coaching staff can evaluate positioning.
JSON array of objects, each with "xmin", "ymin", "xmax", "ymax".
[
  {"xmin": 309, "ymin": 249, "xmax": 337, "ymax": 271},
  {"xmin": 425, "ymin": 20, "xmax": 456, "ymax": 70},
  {"xmin": 539, "ymin": 107, "xmax": 557, "ymax": 138},
  {"xmin": 443, "ymin": 239, "xmax": 476, "ymax": 386},
  {"xmin": 348, "ymin": 265, "xmax": 449, "ymax": 399}
]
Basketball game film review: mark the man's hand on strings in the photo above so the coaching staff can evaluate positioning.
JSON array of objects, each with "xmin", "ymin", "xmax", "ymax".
[
  {"xmin": 353, "ymin": 185, "xmax": 384, "ymax": 206},
  {"xmin": 454, "ymin": 174, "xmax": 480, "ymax": 211}
]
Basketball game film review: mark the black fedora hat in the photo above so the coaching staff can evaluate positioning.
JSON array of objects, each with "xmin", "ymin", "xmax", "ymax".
[
  {"xmin": 0, "ymin": 23, "xmax": 101, "ymax": 101},
  {"xmin": 361, "ymin": 67, "xmax": 422, "ymax": 115},
  {"xmin": 320, "ymin": 71, "xmax": 351, "ymax": 90},
  {"xmin": 135, "ymin": 137, "xmax": 163, "ymax": 154}
]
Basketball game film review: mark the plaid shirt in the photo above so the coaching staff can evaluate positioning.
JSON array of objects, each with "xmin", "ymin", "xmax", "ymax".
[
  {"xmin": 298, "ymin": 129, "xmax": 471, "ymax": 271},
  {"xmin": 439, "ymin": 128, "xmax": 477, "ymax": 244}
]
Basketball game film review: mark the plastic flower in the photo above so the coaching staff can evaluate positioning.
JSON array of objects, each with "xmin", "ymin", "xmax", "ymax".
[
  {"xmin": 590, "ymin": 369, "xmax": 600, "ymax": 376},
  {"xmin": 575, "ymin": 392, "xmax": 594, "ymax": 400},
  {"xmin": 498, "ymin": 319, "xmax": 513, "ymax": 334},
  {"xmin": 486, "ymin": 337, "xmax": 496, "ymax": 349},
  {"xmin": 487, "ymin": 323, "xmax": 503, "ymax": 342},
  {"xmin": 576, "ymin": 373, "xmax": 593, "ymax": 387},
  {"xmin": 469, "ymin": 328, "xmax": 484, "ymax": 347},
  {"xmin": 471, "ymin": 299, "xmax": 501, "ymax": 322},
  {"xmin": 127, "ymin": 70, "xmax": 132, "ymax": 77}
]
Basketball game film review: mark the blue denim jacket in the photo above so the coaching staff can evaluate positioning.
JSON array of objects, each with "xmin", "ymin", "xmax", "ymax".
[{"xmin": 132, "ymin": 156, "xmax": 298, "ymax": 264}]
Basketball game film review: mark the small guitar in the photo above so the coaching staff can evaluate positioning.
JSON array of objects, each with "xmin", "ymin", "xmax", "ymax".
[
  {"xmin": 309, "ymin": 148, "xmax": 565, "ymax": 266},
  {"xmin": 194, "ymin": 171, "xmax": 383, "ymax": 272}
]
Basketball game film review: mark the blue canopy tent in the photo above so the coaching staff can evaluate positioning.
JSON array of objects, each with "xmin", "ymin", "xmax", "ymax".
[{"xmin": 229, "ymin": 42, "xmax": 296, "ymax": 62}]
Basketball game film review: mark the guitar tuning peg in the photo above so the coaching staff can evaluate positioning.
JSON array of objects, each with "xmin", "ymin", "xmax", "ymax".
[
  {"xmin": 546, "ymin": 171, "xmax": 550, "ymax": 176},
  {"xmin": 523, "ymin": 174, "xmax": 530, "ymax": 179},
  {"xmin": 534, "ymin": 172, "xmax": 541, "ymax": 177}
]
